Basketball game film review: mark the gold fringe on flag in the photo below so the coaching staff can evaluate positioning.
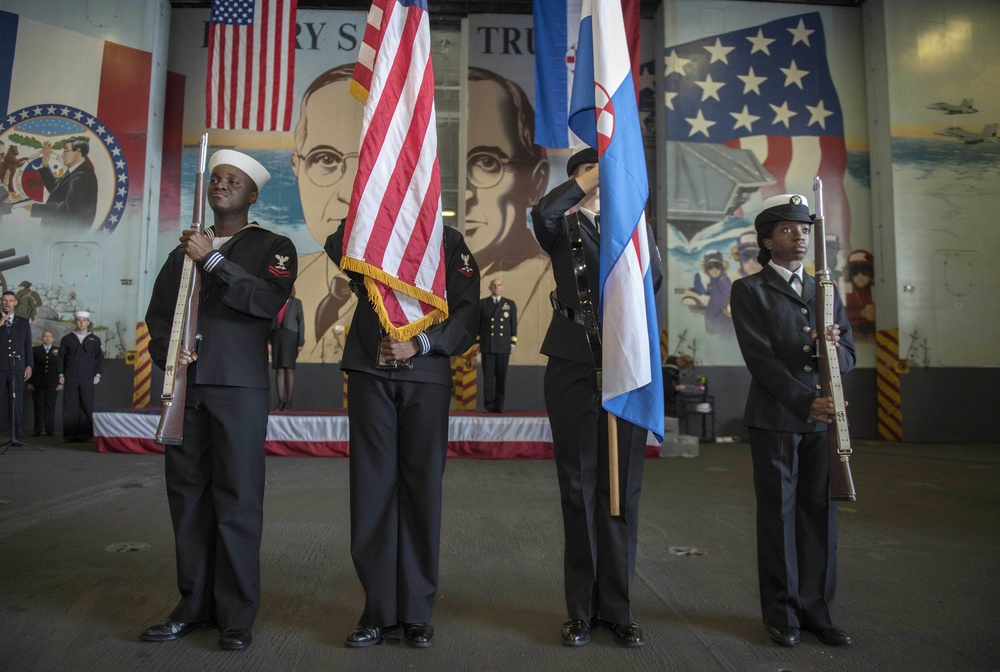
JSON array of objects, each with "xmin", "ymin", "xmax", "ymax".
[{"xmin": 340, "ymin": 256, "xmax": 449, "ymax": 343}]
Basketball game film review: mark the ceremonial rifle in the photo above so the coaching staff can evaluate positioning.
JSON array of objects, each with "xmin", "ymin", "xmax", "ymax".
[
  {"xmin": 813, "ymin": 177, "xmax": 856, "ymax": 501},
  {"xmin": 155, "ymin": 134, "xmax": 208, "ymax": 445}
]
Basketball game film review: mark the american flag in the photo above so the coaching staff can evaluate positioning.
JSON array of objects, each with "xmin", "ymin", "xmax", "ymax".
[
  {"xmin": 664, "ymin": 12, "xmax": 850, "ymax": 242},
  {"xmin": 570, "ymin": 0, "xmax": 664, "ymax": 441},
  {"xmin": 340, "ymin": 0, "xmax": 448, "ymax": 341},
  {"xmin": 206, "ymin": 0, "xmax": 297, "ymax": 131}
]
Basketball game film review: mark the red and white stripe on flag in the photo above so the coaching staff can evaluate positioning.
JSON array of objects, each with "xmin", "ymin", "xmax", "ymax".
[
  {"xmin": 725, "ymin": 135, "xmax": 850, "ymax": 244},
  {"xmin": 340, "ymin": 0, "xmax": 448, "ymax": 342},
  {"xmin": 206, "ymin": 0, "xmax": 297, "ymax": 131}
]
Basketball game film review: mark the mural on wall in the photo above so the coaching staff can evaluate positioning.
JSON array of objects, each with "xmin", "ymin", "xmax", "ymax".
[
  {"xmin": 881, "ymin": 2, "xmax": 1000, "ymax": 368},
  {"xmin": 466, "ymin": 15, "xmax": 556, "ymax": 368},
  {"xmin": 663, "ymin": 10, "xmax": 873, "ymax": 364},
  {"xmin": 0, "ymin": 10, "xmax": 152, "ymax": 354}
]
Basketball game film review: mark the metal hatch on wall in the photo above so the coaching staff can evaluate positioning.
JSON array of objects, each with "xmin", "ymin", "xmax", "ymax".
[{"xmin": 50, "ymin": 241, "xmax": 102, "ymax": 319}]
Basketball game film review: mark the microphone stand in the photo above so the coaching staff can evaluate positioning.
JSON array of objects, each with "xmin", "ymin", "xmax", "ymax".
[{"xmin": 1, "ymin": 318, "xmax": 42, "ymax": 454}]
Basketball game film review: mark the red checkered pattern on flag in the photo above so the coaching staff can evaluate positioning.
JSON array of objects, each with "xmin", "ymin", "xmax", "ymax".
[
  {"xmin": 341, "ymin": 0, "xmax": 448, "ymax": 341},
  {"xmin": 206, "ymin": 0, "xmax": 297, "ymax": 131}
]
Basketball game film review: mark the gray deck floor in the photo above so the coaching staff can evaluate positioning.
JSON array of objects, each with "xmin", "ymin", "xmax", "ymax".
[{"xmin": 1, "ymin": 437, "xmax": 998, "ymax": 671}]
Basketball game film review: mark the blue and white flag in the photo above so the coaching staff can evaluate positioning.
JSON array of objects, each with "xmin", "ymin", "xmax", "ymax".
[{"xmin": 568, "ymin": 0, "xmax": 663, "ymax": 441}]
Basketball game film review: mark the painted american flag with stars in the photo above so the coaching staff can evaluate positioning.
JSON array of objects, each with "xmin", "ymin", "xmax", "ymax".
[{"xmin": 664, "ymin": 12, "xmax": 850, "ymax": 240}]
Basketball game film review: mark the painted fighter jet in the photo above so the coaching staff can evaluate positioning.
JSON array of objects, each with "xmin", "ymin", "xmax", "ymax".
[
  {"xmin": 927, "ymin": 99, "xmax": 978, "ymax": 115},
  {"xmin": 934, "ymin": 123, "xmax": 999, "ymax": 144}
]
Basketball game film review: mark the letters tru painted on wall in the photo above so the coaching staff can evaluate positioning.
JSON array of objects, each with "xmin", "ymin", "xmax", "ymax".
[{"xmin": 475, "ymin": 26, "xmax": 535, "ymax": 55}]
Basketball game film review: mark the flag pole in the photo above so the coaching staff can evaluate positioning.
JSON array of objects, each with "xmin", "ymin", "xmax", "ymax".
[{"xmin": 609, "ymin": 414, "xmax": 620, "ymax": 516}]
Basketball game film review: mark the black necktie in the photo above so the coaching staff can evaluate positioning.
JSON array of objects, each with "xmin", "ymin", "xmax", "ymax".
[{"xmin": 789, "ymin": 274, "xmax": 801, "ymax": 296}]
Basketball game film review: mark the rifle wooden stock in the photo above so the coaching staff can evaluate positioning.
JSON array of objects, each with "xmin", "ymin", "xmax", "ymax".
[
  {"xmin": 155, "ymin": 134, "xmax": 209, "ymax": 445},
  {"xmin": 813, "ymin": 177, "xmax": 856, "ymax": 502}
]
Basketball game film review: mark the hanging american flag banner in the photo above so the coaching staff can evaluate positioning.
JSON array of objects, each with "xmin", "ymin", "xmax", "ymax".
[
  {"xmin": 664, "ymin": 12, "xmax": 850, "ymax": 242},
  {"xmin": 341, "ymin": 0, "xmax": 448, "ymax": 341},
  {"xmin": 569, "ymin": 0, "xmax": 664, "ymax": 441},
  {"xmin": 206, "ymin": 0, "xmax": 297, "ymax": 131}
]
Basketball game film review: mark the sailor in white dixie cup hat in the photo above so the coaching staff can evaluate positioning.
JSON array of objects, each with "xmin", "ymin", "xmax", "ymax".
[
  {"xmin": 58, "ymin": 307, "xmax": 103, "ymax": 443},
  {"xmin": 142, "ymin": 145, "xmax": 296, "ymax": 651},
  {"xmin": 208, "ymin": 149, "xmax": 271, "ymax": 193}
]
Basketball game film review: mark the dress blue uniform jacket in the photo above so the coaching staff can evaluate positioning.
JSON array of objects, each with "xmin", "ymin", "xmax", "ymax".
[
  {"xmin": 2, "ymin": 316, "xmax": 33, "ymax": 373},
  {"xmin": 30, "ymin": 344, "xmax": 61, "ymax": 386},
  {"xmin": 146, "ymin": 225, "xmax": 297, "ymax": 389},
  {"xmin": 731, "ymin": 264, "xmax": 856, "ymax": 432}
]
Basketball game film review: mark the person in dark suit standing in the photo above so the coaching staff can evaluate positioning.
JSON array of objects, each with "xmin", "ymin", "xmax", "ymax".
[
  {"xmin": 28, "ymin": 330, "xmax": 61, "ymax": 437},
  {"xmin": 142, "ymin": 150, "xmax": 296, "ymax": 652},
  {"xmin": 1, "ymin": 291, "xmax": 34, "ymax": 447},
  {"xmin": 325, "ymin": 221, "xmax": 479, "ymax": 650},
  {"xmin": 531, "ymin": 145, "xmax": 662, "ymax": 649},
  {"xmin": 268, "ymin": 287, "xmax": 305, "ymax": 410},
  {"xmin": 730, "ymin": 194, "xmax": 856, "ymax": 649},
  {"xmin": 28, "ymin": 137, "xmax": 99, "ymax": 229},
  {"xmin": 477, "ymin": 278, "xmax": 517, "ymax": 413},
  {"xmin": 58, "ymin": 310, "xmax": 103, "ymax": 443}
]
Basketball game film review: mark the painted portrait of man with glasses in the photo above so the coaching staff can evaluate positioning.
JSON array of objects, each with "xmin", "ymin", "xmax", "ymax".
[
  {"xmin": 289, "ymin": 65, "xmax": 362, "ymax": 362},
  {"xmin": 466, "ymin": 67, "xmax": 552, "ymax": 363}
]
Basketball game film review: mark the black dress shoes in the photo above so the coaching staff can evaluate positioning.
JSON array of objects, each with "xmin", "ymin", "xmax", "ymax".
[
  {"xmin": 561, "ymin": 619, "xmax": 591, "ymax": 646},
  {"xmin": 604, "ymin": 621, "xmax": 645, "ymax": 648},
  {"xmin": 140, "ymin": 619, "xmax": 208, "ymax": 642},
  {"xmin": 219, "ymin": 628, "xmax": 252, "ymax": 651},
  {"xmin": 767, "ymin": 625, "xmax": 801, "ymax": 647},
  {"xmin": 345, "ymin": 624, "xmax": 385, "ymax": 648},
  {"xmin": 810, "ymin": 626, "xmax": 853, "ymax": 646},
  {"xmin": 402, "ymin": 622, "xmax": 434, "ymax": 648}
]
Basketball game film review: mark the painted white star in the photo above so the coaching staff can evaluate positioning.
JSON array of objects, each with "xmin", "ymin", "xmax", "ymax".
[
  {"xmin": 685, "ymin": 109, "xmax": 716, "ymax": 138},
  {"xmin": 118, "ymin": 186, "xmax": 127, "ymax": 197},
  {"xmin": 118, "ymin": 173, "xmax": 128, "ymax": 183},
  {"xmin": 96, "ymin": 125, "xmax": 107, "ymax": 136},
  {"xmin": 704, "ymin": 38, "xmax": 735, "ymax": 64},
  {"xmin": 47, "ymin": 106, "xmax": 56, "ymax": 114},
  {"xmin": 104, "ymin": 135, "xmax": 114, "ymax": 145},
  {"xmin": 111, "ymin": 147, "xmax": 122, "ymax": 156},
  {"xmin": 664, "ymin": 49, "xmax": 692, "ymax": 77},
  {"xmin": 788, "ymin": 18, "xmax": 815, "ymax": 47},
  {"xmin": 746, "ymin": 29, "xmax": 775, "ymax": 55},
  {"xmin": 6, "ymin": 116, "xmax": 15, "ymax": 125},
  {"xmin": 33, "ymin": 106, "xmax": 43, "ymax": 115},
  {"xmin": 639, "ymin": 68, "xmax": 656, "ymax": 92},
  {"xmin": 110, "ymin": 214, "xmax": 119, "ymax": 224},
  {"xmin": 114, "ymin": 201, "xmax": 124, "ymax": 210},
  {"xmin": 60, "ymin": 107, "xmax": 71, "ymax": 116},
  {"xmin": 116, "ymin": 160, "xmax": 125, "ymax": 169},
  {"xmin": 85, "ymin": 116, "xmax": 96, "ymax": 127},
  {"xmin": 665, "ymin": 91, "xmax": 678, "ymax": 110},
  {"xmin": 731, "ymin": 105, "xmax": 761, "ymax": 132},
  {"xmin": 781, "ymin": 60, "xmax": 809, "ymax": 89},
  {"xmin": 19, "ymin": 109, "xmax": 30, "ymax": 119},
  {"xmin": 806, "ymin": 100, "xmax": 835, "ymax": 129},
  {"xmin": 769, "ymin": 101, "xmax": 798, "ymax": 128},
  {"xmin": 695, "ymin": 74, "xmax": 726, "ymax": 102},
  {"xmin": 73, "ymin": 111, "xmax": 84, "ymax": 120},
  {"xmin": 737, "ymin": 66, "xmax": 767, "ymax": 95}
]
